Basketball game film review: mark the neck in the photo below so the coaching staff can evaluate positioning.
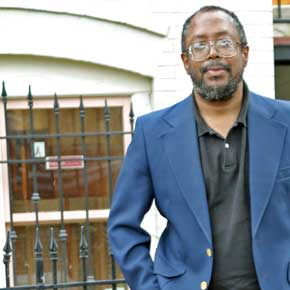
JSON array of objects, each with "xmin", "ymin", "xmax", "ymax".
[{"xmin": 194, "ymin": 81, "xmax": 244, "ymax": 137}]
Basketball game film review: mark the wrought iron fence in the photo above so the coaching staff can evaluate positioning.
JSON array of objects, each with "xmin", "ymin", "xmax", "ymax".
[{"xmin": 0, "ymin": 81, "xmax": 133, "ymax": 290}]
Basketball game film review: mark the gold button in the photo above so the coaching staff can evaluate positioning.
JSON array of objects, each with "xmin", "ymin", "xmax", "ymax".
[
  {"xmin": 200, "ymin": 281, "xmax": 208, "ymax": 290},
  {"xmin": 206, "ymin": 248, "xmax": 212, "ymax": 257}
]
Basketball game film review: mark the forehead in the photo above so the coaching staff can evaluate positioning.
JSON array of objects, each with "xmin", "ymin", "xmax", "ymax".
[{"xmin": 186, "ymin": 10, "xmax": 239, "ymax": 43}]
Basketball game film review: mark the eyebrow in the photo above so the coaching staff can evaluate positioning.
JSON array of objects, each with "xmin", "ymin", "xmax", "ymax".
[{"xmin": 192, "ymin": 30, "xmax": 233, "ymax": 40}]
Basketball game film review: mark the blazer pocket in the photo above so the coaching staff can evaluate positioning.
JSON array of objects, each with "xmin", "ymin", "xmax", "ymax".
[
  {"xmin": 276, "ymin": 166, "xmax": 290, "ymax": 182},
  {"xmin": 153, "ymin": 253, "xmax": 186, "ymax": 278}
]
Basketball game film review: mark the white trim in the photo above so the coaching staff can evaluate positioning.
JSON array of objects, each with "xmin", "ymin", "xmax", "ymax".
[{"xmin": 0, "ymin": 1, "xmax": 168, "ymax": 36}]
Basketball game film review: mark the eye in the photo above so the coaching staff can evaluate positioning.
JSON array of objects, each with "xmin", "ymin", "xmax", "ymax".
[
  {"xmin": 217, "ymin": 39, "xmax": 234, "ymax": 48},
  {"xmin": 191, "ymin": 42, "xmax": 207, "ymax": 51}
]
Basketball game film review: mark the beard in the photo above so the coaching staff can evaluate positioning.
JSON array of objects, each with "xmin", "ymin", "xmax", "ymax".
[{"xmin": 190, "ymin": 60, "xmax": 244, "ymax": 102}]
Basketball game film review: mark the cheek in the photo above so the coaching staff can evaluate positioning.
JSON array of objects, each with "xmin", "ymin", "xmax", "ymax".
[
  {"xmin": 188, "ymin": 64, "xmax": 201, "ymax": 77},
  {"xmin": 231, "ymin": 57, "xmax": 246, "ymax": 75}
]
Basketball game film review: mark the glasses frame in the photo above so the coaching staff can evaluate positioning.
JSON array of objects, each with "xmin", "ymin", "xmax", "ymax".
[{"xmin": 185, "ymin": 38, "xmax": 242, "ymax": 62}]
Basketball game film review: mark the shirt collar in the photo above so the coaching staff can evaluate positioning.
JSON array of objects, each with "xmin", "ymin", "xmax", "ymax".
[{"xmin": 193, "ymin": 82, "xmax": 249, "ymax": 137}]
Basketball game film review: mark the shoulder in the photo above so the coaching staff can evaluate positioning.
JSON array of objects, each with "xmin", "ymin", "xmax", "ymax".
[
  {"xmin": 250, "ymin": 91, "xmax": 290, "ymax": 121},
  {"xmin": 251, "ymin": 91, "xmax": 290, "ymax": 107},
  {"xmin": 140, "ymin": 95, "xmax": 191, "ymax": 120},
  {"xmin": 137, "ymin": 95, "xmax": 192, "ymax": 130}
]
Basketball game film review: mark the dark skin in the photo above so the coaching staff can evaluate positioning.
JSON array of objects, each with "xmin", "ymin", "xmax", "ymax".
[{"xmin": 181, "ymin": 10, "xmax": 249, "ymax": 138}]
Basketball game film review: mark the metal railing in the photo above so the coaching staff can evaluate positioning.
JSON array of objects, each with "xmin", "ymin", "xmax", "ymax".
[{"xmin": 0, "ymin": 81, "xmax": 133, "ymax": 290}]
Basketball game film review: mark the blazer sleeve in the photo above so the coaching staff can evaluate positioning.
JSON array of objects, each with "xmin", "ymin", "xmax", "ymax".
[{"xmin": 107, "ymin": 117, "xmax": 161, "ymax": 290}]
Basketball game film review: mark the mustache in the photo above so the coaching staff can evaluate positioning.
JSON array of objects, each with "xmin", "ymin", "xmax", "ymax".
[{"xmin": 200, "ymin": 61, "xmax": 231, "ymax": 74}]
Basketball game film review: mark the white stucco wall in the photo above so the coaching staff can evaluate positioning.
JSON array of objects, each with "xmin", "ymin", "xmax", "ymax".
[
  {"xmin": 0, "ymin": 9, "xmax": 164, "ymax": 79},
  {"xmin": 0, "ymin": 55, "xmax": 152, "ymax": 97}
]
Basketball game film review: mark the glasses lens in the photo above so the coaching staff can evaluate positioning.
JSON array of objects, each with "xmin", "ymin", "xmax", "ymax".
[
  {"xmin": 189, "ymin": 42, "xmax": 209, "ymax": 61},
  {"xmin": 216, "ymin": 39, "xmax": 237, "ymax": 57},
  {"xmin": 189, "ymin": 38, "xmax": 238, "ymax": 61}
]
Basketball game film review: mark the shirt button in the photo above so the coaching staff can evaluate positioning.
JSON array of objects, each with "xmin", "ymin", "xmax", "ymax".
[
  {"xmin": 206, "ymin": 248, "xmax": 212, "ymax": 257},
  {"xmin": 225, "ymin": 142, "xmax": 230, "ymax": 149},
  {"xmin": 200, "ymin": 281, "xmax": 208, "ymax": 290}
]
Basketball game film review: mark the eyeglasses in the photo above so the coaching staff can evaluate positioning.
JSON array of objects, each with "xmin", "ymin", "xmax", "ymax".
[{"xmin": 185, "ymin": 38, "xmax": 241, "ymax": 62}]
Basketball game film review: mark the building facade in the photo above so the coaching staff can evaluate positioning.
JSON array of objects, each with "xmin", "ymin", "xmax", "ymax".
[{"xmin": 0, "ymin": 0, "xmax": 274, "ymax": 286}]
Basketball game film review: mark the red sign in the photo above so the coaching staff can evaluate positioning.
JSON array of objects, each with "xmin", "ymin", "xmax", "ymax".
[{"xmin": 45, "ymin": 155, "xmax": 84, "ymax": 170}]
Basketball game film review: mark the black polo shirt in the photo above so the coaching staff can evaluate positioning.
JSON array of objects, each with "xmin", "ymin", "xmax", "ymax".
[{"xmin": 193, "ymin": 85, "xmax": 261, "ymax": 290}]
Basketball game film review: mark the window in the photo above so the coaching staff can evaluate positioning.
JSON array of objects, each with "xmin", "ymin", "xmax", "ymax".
[
  {"xmin": 3, "ymin": 95, "xmax": 131, "ymax": 285},
  {"xmin": 275, "ymin": 63, "xmax": 290, "ymax": 100},
  {"xmin": 8, "ymin": 106, "xmax": 123, "ymax": 213}
]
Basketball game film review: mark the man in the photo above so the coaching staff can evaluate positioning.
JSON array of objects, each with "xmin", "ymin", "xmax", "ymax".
[{"xmin": 108, "ymin": 5, "xmax": 290, "ymax": 290}]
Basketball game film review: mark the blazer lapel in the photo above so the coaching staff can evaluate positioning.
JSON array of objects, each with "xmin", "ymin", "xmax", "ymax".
[
  {"xmin": 248, "ymin": 93, "xmax": 287, "ymax": 237},
  {"xmin": 162, "ymin": 96, "xmax": 212, "ymax": 243}
]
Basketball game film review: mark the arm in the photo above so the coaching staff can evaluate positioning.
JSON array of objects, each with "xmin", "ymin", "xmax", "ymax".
[{"xmin": 107, "ymin": 117, "xmax": 160, "ymax": 290}]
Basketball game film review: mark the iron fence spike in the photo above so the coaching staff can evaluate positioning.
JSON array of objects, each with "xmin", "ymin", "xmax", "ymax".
[
  {"xmin": 3, "ymin": 231, "xmax": 12, "ymax": 288},
  {"xmin": 129, "ymin": 102, "xmax": 134, "ymax": 118},
  {"xmin": 3, "ymin": 231, "xmax": 12, "ymax": 254},
  {"xmin": 1, "ymin": 81, "xmax": 7, "ymax": 98},
  {"xmin": 28, "ymin": 85, "xmax": 32, "ymax": 98},
  {"xmin": 34, "ymin": 227, "xmax": 44, "ymax": 284},
  {"xmin": 104, "ymin": 99, "xmax": 110, "ymax": 120},
  {"xmin": 34, "ymin": 227, "xmax": 43, "ymax": 252},
  {"xmin": 49, "ymin": 227, "xmax": 58, "ymax": 252},
  {"xmin": 80, "ymin": 95, "xmax": 85, "ymax": 118},
  {"xmin": 79, "ymin": 225, "xmax": 88, "ymax": 252},
  {"xmin": 54, "ymin": 93, "xmax": 59, "ymax": 112},
  {"xmin": 129, "ymin": 102, "xmax": 135, "ymax": 134},
  {"xmin": 80, "ymin": 95, "xmax": 84, "ymax": 108}
]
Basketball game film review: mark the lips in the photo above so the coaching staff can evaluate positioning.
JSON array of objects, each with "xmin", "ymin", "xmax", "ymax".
[
  {"xmin": 200, "ymin": 62, "xmax": 230, "ymax": 74},
  {"xmin": 207, "ymin": 67, "xmax": 226, "ymax": 72},
  {"xmin": 205, "ymin": 67, "xmax": 227, "ymax": 77}
]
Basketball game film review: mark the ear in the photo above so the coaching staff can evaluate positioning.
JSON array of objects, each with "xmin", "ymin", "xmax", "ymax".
[
  {"xmin": 241, "ymin": 45, "xmax": 249, "ymax": 67},
  {"xmin": 181, "ymin": 53, "xmax": 191, "ymax": 75}
]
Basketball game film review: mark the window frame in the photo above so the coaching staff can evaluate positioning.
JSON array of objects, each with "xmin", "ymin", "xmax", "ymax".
[{"xmin": 0, "ymin": 95, "xmax": 131, "ymax": 225}]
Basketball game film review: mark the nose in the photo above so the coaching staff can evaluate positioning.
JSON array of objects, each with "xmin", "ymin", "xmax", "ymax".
[{"xmin": 207, "ymin": 43, "xmax": 219, "ymax": 59}]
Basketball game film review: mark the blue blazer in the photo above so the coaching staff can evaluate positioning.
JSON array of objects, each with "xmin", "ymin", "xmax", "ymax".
[{"xmin": 108, "ymin": 91, "xmax": 290, "ymax": 290}]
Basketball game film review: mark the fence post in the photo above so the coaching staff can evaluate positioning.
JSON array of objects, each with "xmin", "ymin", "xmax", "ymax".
[
  {"xmin": 53, "ymin": 94, "xmax": 68, "ymax": 283},
  {"xmin": 79, "ymin": 97, "xmax": 93, "ymax": 281},
  {"xmin": 1, "ymin": 82, "xmax": 18, "ymax": 286}
]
